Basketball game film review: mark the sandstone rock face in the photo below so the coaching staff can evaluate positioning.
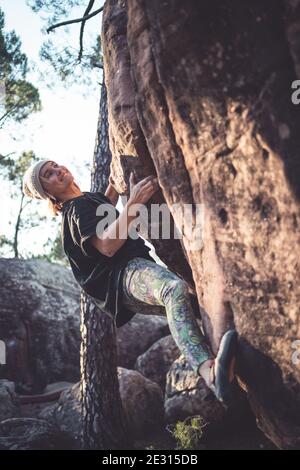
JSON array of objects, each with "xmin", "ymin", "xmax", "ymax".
[
  {"xmin": 101, "ymin": 0, "xmax": 196, "ymax": 286},
  {"xmin": 102, "ymin": 0, "xmax": 300, "ymax": 448},
  {"xmin": 0, "ymin": 258, "xmax": 81, "ymax": 392}
]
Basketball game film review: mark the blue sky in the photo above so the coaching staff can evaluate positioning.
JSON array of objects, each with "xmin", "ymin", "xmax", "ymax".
[{"xmin": 0, "ymin": 0, "xmax": 103, "ymax": 257}]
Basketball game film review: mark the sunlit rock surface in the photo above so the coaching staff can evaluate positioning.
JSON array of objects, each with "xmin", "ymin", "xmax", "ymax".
[{"xmin": 102, "ymin": 0, "xmax": 300, "ymax": 448}]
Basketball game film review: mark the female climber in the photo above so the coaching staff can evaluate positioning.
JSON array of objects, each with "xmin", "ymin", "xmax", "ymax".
[{"xmin": 22, "ymin": 159, "xmax": 237, "ymax": 404}]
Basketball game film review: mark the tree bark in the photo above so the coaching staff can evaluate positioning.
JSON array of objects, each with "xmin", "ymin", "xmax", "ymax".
[
  {"xmin": 13, "ymin": 191, "xmax": 25, "ymax": 258},
  {"xmin": 80, "ymin": 80, "xmax": 132, "ymax": 450}
]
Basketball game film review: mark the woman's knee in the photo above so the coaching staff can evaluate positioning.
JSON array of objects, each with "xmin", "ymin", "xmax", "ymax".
[{"xmin": 161, "ymin": 278, "xmax": 190, "ymax": 304}]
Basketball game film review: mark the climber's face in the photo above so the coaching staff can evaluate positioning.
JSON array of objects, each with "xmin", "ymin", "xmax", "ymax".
[{"xmin": 39, "ymin": 160, "xmax": 74, "ymax": 200}]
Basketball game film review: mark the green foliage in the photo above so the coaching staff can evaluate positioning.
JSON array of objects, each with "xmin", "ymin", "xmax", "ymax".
[
  {"xmin": 0, "ymin": 151, "xmax": 39, "ymax": 257},
  {"xmin": 0, "ymin": 151, "xmax": 63, "ymax": 260},
  {"xmin": 27, "ymin": 0, "xmax": 82, "ymax": 23},
  {"xmin": 0, "ymin": 234, "xmax": 13, "ymax": 251},
  {"xmin": 168, "ymin": 416, "xmax": 206, "ymax": 450},
  {"xmin": 26, "ymin": 0, "xmax": 103, "ymax": 88},
  {"xmin": 0, "ymin": 8, "xmax": 41, "ymax": 128},
  {"xmin": 0, "ymin": 150, "xmax": 37, "ymax": 190},
  {"xmin": 39, "ymin": 34, "xmax": 102, "ymax": 87},
  {"xmin": 39, "ymin": 229, "xmax": 69, "ymax": 266}
]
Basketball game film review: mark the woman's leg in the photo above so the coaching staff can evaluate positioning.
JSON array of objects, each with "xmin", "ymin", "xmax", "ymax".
[{"xmin": 122, "ymin": 257, "xmax": 214, "ymax": 374}]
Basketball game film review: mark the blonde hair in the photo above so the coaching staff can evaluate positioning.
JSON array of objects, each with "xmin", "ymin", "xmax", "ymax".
[
  {"xmin": 47, "ymin": 197, "xmax": 63, "ymax": 217},
  {"xmin": 46, "ymin": 180, "xmax": 81, "ymax": 216}
]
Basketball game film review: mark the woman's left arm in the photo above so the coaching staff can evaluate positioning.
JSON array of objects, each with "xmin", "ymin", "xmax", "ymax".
[{"xmin": 105, "ymin": 176, "xmax": 119, "ymax": 206}]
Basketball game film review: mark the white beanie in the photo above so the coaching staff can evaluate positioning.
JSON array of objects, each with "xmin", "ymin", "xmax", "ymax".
[{"xmin": 22, "ymin": 159, "xmax": 55, "ymax": 201}]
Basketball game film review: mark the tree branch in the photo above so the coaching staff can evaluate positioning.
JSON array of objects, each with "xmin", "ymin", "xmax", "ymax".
[
  {"xmin": 0, "ymin": 104, "xmax": 19, "ymax": 127},
  {"xmin": 91, "ymin": 60, "xmax": 103, "ymax": 69},
  {"xmin": 0, "ymin": 152, "xmax": 16, "ymax": 162},
  {"xmin": 78, "ymin": 0, "xmax": 95, "ymax": 63},
  {"xmin": 47, "ymin": 6, "xmax": 104, "ymax": 34}
]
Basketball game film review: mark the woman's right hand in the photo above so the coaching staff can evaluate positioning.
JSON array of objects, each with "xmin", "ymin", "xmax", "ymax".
[{"xmin": 128, "ymin": 172, "xmax": 159, "ymax": 207}]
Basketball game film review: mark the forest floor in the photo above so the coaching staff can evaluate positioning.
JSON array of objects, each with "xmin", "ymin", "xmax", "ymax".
[
  {"xmin": 133, "ymin": 420, "xmax": 277, "ymax": 451},
  {"xmin": 20, "ymin": 393, "xmax": 277, "ymax": 451}
]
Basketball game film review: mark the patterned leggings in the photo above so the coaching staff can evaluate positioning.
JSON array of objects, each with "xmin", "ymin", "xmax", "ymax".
[{"xmin": 122, "ymin": 257, "xmax": 213, "ymax": 374}]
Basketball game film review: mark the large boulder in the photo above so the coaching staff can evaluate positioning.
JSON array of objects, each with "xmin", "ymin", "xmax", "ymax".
[
  {"xmin": 0, "ymin": 418, "xmax": 75, "ymax": 450},
  {"xmin": 0, "ymin": 258, "xmax": 81, "ymax": 392},
  {"xmin": 0, "ymin": 257, "xmax": 177, "ymax": 397},
  {"xmin": 164, "ymin": 356, "xmax": 226, "ymax": 426},
  {"xmin": 134, "ymin": 335, "xmax": 181, "ymax": 390},
  {"xmin": 116, "ymin": 313, "xmax": 170, "ymax": 368},
  {"xmin": 40, "ymin": 368, "xmax": 164, "ymax": 443},
  {"xmin": 39, "ymin": 382, "xmax": 82, "ymax": 445},
  {"xmin": 102, "ymin": 0, "xmax": 300, "ymax": 448},
  {"xmin": 0, "ymin": 380, "xmax": 19, "ymax": 422},
  {"xmin": 118, "ymin": 368, "xmax": 165, "ymax": 438}
]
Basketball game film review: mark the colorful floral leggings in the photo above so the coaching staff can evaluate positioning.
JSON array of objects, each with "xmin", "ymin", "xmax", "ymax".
[{"xmin": 122, "ymin": 257, "xmax": 213, "ymax": 374}]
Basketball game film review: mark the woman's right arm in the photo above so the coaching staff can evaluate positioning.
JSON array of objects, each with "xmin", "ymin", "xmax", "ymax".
[{"xmin": 91, "ymin": 173, "xmax": 158, "ymax": 257}]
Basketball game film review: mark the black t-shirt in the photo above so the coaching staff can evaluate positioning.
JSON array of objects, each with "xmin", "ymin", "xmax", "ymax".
[{"xmin": 60, "ymin": 191, "xmax": 153, "ymax": 328}]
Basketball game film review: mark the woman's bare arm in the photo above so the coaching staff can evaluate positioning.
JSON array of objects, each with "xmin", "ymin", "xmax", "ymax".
[
  {"xmin": 92, "ymin": 173, "xmax": 158, "ymax": 257},
  {"xmin": 90, "ymin": 199, "xmax": 138, "ymax": 257}
]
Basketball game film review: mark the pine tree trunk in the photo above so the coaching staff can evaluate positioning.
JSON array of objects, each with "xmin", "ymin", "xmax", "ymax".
[{"xmin": 80, "ymin": 81, "xmax": 132, "ymax": 450}]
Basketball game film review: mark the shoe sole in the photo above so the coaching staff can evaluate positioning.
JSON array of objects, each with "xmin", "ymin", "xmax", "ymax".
[{"xmin": 214, "ymin": 329, "xmax": 238, "ymax": 405}]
